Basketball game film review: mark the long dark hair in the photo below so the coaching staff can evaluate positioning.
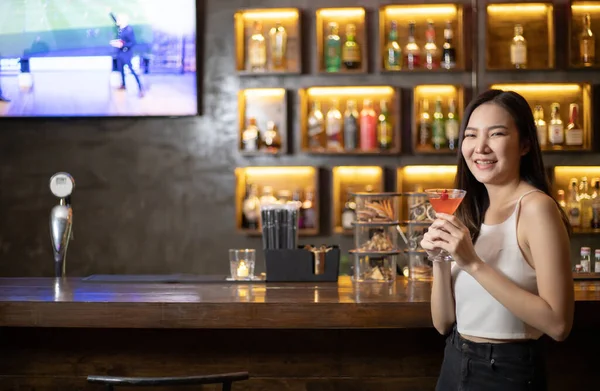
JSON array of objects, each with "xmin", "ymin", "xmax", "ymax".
[{"xmin": 454, "ymin": 89, "xmax": 571, "ymax": 240}]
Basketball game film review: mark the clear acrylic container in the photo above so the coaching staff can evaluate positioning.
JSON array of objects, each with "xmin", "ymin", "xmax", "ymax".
[
  {"xmin": 350, "ymin": 250, "xmax": 399, "ymax": 282},
  {"xmin": 352, "ymin": 192, "xmax": 401, "ymax": 223},
  {"xmin": 353, "ymin": 222, "xmax": 399, "ymax": 253}
]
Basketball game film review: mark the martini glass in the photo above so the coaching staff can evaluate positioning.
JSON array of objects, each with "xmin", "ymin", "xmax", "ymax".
[{"xmin": 424, "ymin": 189, "xmax": 467, "ymax": 262}]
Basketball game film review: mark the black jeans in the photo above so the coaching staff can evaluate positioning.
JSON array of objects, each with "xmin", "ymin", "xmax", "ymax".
[{"xmin": 436, "ymin": 325, "xmax": 547, "ymax": 391}]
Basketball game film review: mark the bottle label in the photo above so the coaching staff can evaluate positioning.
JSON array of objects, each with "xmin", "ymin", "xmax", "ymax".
[
  {"xmin": 342, "ymin": 45, "xmax": 361, "ymax": 63},
  {"xmin": 566, "ymin": 128, "xmax": 583, "ymax": 146},
  {"xmin": 569, "ymin": 207, "xmax": 581, "ymax": 226},
  {"xmin": 325, "ymin": 42, "xmax": 341, "ymax": 71},
  {"xmin": 581, "ymin": 259, "xmax": 590, "ymax": 273},
  {"xmin": 510, "ymin": 45, "xmax": 526, "ymax": 65},
  {"xmin": 360, "ymin": 115, "xmax": 377, "ymax": 150},
  {"xmin": 445, "ymin": 119, "xmax": 459, "ymax": 141},
  {"xmin": 344, "ymin": 116, "xmax": 358, "ymax": 150},
  {"xmin": 432, "ymin": 121, "xmax": 446, "ymax": 147},
  {"xmin": 377, "ymin": 122, "xmax": 392, "ymax": 148},
  {"xmin": 326, "ymin": 119, "xmax": 342, "ymax": 149},
  {"xmin": 249, "ymin": 46, "xmax": 266, "ymax": 68},
  {"xmin": 581, "ymin": 41, "xmax": 595, "ymax": 62},
  {"xmin": 595, "ymin": 258, "xmax": 600, "ymax": 273},
  {"xmin": 536, "ymin": 124, "xmax": 547, "ymax": 146},
  {"xmin": 549, "ymin": 124, "xmax": 564, "ymax": 144}
]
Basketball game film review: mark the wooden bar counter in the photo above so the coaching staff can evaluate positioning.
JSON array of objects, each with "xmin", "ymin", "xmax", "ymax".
[{"xmin": 0, "ymin": 277, "xmax": 599, "ymax": 390}]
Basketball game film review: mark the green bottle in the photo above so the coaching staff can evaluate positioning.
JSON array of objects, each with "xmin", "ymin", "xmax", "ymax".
[
  {"xmin": 385, "ymin": 21, "xmax": 402, "ymax": 70},
  {"xmin": 325, "ymin": 22, "xmax": 341, "ymax": 72},
  {"xmin": 432, "ymin": 97, "xmax": 447, "ymax": 150}
]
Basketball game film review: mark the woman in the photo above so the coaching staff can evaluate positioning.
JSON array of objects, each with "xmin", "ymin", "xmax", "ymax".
[{"xmin": 421, "ymin": 89, "xmax": 574, "ymax": 391}]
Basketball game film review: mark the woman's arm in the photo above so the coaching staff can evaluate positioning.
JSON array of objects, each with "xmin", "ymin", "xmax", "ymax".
[{"xmin": 431, "ymin": 194, "xmax": 574, "ymax": 341}]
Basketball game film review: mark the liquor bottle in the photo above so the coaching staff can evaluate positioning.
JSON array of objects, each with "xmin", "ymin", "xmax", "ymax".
[
  {"xmin": 565, "ymin": 103, "xmax": 583, "ymax": 147},
  {"xmin": 592, "ymin": 180, "xmax": 600, "ymax": 229},
  {"xmin": 326, "ymin": 99, "xmax": 343, "ymax": 151},
  {"xmin": 432, "ymin": 97, "xmax": 446, "ymax": 149},
  {"xmin": 301, "ymin": 187, "xmax": 317, "ymax": 229},
  {"xmin": 359, "ymin": 99, "xmax": 377, "ymax": 151},
  {"xmin": 268, "ymin": 21, "xmax": 287, "ymax": 71},
  {"xmin": 510, "ymin": 24, "xmax": 527, "ymax": 69},
  {"xmin": 341, "ymin": 189, "xmax": 357, "ymax": 230},
  {"xmin": 342, "ymin": 23, "xmax": 361, "ymax": 70},
  {"xmin": 595, "ymin": 250, "xmax": 600, "ymax": 273},
  {"xmin": 404, "ymin": 21, "xmax": 421, "ymax": 70},
  {"xmin": 325, "ymin": 22, "xmax": 342, "ymax": 72},
  {"xmin": 580, "ymin": 14, "xmax": 595, "ymax": 67},
  {"xmin": 579, "ymin": 176, "xmax": 592, "ymax": 229},
  {"xmin": 423, "ymin": 21, "xmax": 439, "ymax": 70},
  {"xmin": 262, "ymin": 121, "xmax": 281, "ymax": 152},
  {"xmin": 445, "ymin": 98, "xmax": 459, "ymax": 150},
  {"xmin": 343, "ymin": 100, "xmax": 359, "ymax": 151},
  {"xmin": 377, "ymin": 99, "xmax": 393, "ymax": 150},
  {"xmin": 307, "ymin": 101, "xmax": 325, "ymax": 151},
  {"xmin": 567, "ymin": 178, "xmax": 581, "ymax": 228},
  {"xmin": 242, "ymin": 117, "xmax": 261, "ymax": 151},
  {"xmin": 384, "ymin": 21, "xmax": 402, "ymax": 70},
  {"xmin": 548, "ymin": 103, "xmax": 564, "ymax": 147},
  {"xmin": 580, "ymin": 247, "xmax": 591, "ymax": 273},
  {"xmin": 557, "ymin": 189, "xmax": 567, "ymax": 212},
  {"xmin": 418, "ymin": 98, "xmax": 432, "ymax": 147},
  {"xmin": 242, "ymin": 183, "xmax": 260, "ymax": 229},
  {"xmin": 533, "ymin": 105, "xmax": 547, "ymax": 148},
  {"xmin": 248, "ymin": 21, "xmax": 267, "ymax": 72},
  {"xmin": 442, "ymin": 21, "xmax": 456, "ymax": 70},
  {"xmin": 292, "ymin": 188, "xmax": 305, "ymax": 228}
]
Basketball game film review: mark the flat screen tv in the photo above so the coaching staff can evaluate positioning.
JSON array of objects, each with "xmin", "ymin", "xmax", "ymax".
[{"xmin": 0, "ymin": 0, "xmax": 198, "ymax": 117}]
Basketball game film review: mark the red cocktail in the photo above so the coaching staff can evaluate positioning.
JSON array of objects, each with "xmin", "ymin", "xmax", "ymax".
[{"xmin": 424, "ymin": 189, "xmax": 467, "ymax": 262}]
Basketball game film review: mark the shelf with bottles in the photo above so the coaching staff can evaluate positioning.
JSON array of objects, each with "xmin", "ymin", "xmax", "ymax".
[
  {"xmin": 238, "ymin": 88, "xmax": 287, "ymax": 155},
  {"xmin": 378, "ymin": 4, "xmax": 465, "ymax": 72},
  {"xmin": 332, "ymin": 166, "xmax": 384, "ymax": 235},
  {"xmin": 553, "ymin": 166, "xmax": 600, "ymax": 234},
  {"xmin": 316, "ymin": 8, "xmax": 367, "ymax": 74},
  {"xmin": 490, "ymin": 83, "xmax": 592, "ymax": 152},
  {"xmin": 235, "ymin": 166, "xmax": 319, "ymax": 236},
  {"xmin": 569, "ymin": 1, "xmax": 599, "ymax": 69},
  {"xmin": 299, "ymin": 86, "xmax": 400, "ymax": 155},
  {"xmin": 413, "ymin": 85, "xmax": 465, "ymax": 154},
  {"xmin": 486, "ymin": 3, "xmax": 555, "ymax": 70},
  {"xmin": 234, "ymin": 8, "xmax": 301, "ymax": 75}
]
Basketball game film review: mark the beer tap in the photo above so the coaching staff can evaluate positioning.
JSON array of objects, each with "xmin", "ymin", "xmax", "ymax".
[{"xmin": 49, "ymin": 172, "xmax": 75, "ymax": 278}]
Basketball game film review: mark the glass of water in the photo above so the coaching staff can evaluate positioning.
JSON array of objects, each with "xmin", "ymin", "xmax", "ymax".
[{"xmin": 229, "ymin": 249, "xmax": 256, "ymax": 280}]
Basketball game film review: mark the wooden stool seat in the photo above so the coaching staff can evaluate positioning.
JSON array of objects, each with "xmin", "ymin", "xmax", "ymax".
[{"xmin": 87, "ymin": 371, "xmax": 249, "ymax": 390}]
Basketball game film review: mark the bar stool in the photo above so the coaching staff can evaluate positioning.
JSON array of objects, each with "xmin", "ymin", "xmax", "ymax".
[{"xmin": 87, "ymin": 371, "xmax": 249, "ymax": 390}]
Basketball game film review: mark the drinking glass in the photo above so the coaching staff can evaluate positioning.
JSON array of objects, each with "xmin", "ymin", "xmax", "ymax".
[
  {"xmin": 424, "ymin": 189, "xmax": 466, "ymax": 262},
  {"xmin": 229, "ymin": 249, "xmax": 256, "ymax": 280}
]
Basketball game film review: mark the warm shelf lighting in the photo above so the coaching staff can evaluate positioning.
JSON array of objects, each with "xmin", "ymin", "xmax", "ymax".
[
  {"xmin": 242, "ymin": 166, "xmax": 315, "ymax": 177},
  {"xmin": 555, "ymin": 166, "xmax": 600, "ymax": 178},
  {"xmin": 335, "ymin": 166, "xmax": 382, "ymax": 178},
  {"xmin": 403, "ymin": 166, "xmax": 457, "ymax": 176},
  {"xmin": 243, "ymin": 88, "xmax": 285, "ymax": 98},
  {"xmin": 307, "ymin": 86, "xmax": 394, "ymax": 97},
  {"xmin": 415, "ymin": 85, "xmax": 458, "ymax": 95},
  {"xmin": 487, "ymin": 3, "xmax": 549, "ymax": 15},
  {"xmin": 384, "ymin": 5, "xmax": 457, "ymax": 17},
  {"xmin": 490, "ymin": 84, "xmax": 581, "ymax": 93},
  {"xmin": 241, "ymin": 10, "xmax": 299, "ymax": 20},
  {"xmin": 317, "ymin": 8, "xmax": 365, "ymax": 18},
  {"xmin": 572, "ymin": 3, "xmax": 600, "ymax": 12}
]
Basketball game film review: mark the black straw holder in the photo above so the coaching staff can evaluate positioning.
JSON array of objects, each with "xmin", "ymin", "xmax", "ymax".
[{"xmin": 265, "ymin": 246, "xmax": 340, "ymax": 282}]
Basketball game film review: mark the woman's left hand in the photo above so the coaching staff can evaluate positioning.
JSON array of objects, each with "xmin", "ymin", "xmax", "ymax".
[{"xmin": 428, "ymin": 213, "xmax": 482, "ymax": 274}]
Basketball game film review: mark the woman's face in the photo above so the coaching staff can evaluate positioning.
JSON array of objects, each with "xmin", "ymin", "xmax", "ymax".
[{"xmin": 461, "ymin": 103, "xmax": 527, "ymax": 186}]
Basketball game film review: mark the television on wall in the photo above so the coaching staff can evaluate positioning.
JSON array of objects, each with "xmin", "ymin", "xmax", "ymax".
[{"xmin": 0, "ymin": 0, "xmax": 198, "ymax": 118}]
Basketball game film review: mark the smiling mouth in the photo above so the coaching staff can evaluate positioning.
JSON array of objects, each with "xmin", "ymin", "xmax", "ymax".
[{"xmin": 474, "ymin": 159, "xmax": 498, "ymax": 165}]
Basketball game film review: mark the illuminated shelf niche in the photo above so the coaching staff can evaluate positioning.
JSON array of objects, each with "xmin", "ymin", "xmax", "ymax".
[
  {"xmin": 569, "ymin": 1, "xmax": 600, "ymax": 68},
  {"xmin": 554, "ymin": 166, "xmax": 600, "ymax": 234},
  {"xmin": 238, "ymin": 88, "xmax": 287, "ymax": 155},
  {"xmin": 332, "ymin": 166, "xmax": 384, "ymax": 234}
]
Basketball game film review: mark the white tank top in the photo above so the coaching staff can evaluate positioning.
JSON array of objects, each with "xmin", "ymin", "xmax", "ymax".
[{"xmin": 451, "ymin": 190, "xmax": 543, "ymax": 340}]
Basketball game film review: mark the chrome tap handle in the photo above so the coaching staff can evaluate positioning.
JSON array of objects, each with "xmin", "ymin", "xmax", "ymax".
[{"xmin": 49, "ymin": 173, "xmax": 75, "ymax": 278}]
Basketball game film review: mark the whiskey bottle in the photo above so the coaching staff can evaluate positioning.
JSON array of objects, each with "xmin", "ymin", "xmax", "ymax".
[
  {"xmin": 325, "ymin": 22, "xmax": 342, "ymax": 72},
  {"xmin": 533, "ymin": 105, "xmax": 548, "ymax": 148},
  {"xmin": 343, "ymin": 99, "xmax": 359, "ymax": 151},
  {"xmin": 248, "ymin": 21, "xmax": 267, "ymax": 72},
  {"xmin": 442, "ymin": 21, "xmax": 456, "ymax": 70},
  {"xmin": 423, "ymin": 21, "xmax": 439, "ymax": 70},
  {"xmin": 510, "ymin": 24, "xmax": 527, "ymax": 69},
  {"xmin": 418, "ymin": 98, "xmax": 432, "ymax": 147},
  {"xmin": 359, "ymin": 99, "xmax": 377, "ymax": 151},
  {"xmin": 548, "ymin": 103, "xmax": 564, "ymax": 147},
  {"xmin": 445, "ymin": 98, "xmax": 459, "ymax": 150},
  {"xmin": 404, "ymin": 21, "xmax": 421, "ymax": 70},
  {"xmin": 242, "ymin": 117, "xmax": 261, "ymax": 151},
  {"xmin": 342, "ymin": 23, "xmax": 361, "ymax": 69},
  {"xmin": 242, "ymin": 184, "xmax": 260, "ymax": 230},
  {"xmin": 432, "ymin": 97, "xmax": 446, "ymax": 149},
  {"xmin": 384, "ymin": 21, "xmax": 402, "ymax": 70},
  {"xmin": 568, "ymin": 178, "xmax": 581, "ymax": 228},
  {"xmin": 580, "ymin": 14, "xmax": 595, "ymax": 67},
  {"xmin": 262, "ymin": 121, "xmax": 281, "ymax": 152},
  {"xmin": 268, "ymin": 21, "xmax": 287, "ymax": 71},
  {"xmin": 565, "ymin": 103, "xmax": 583, "ymax": 147},
  {"xmin": 377, "ymin": 99, "xmax": 393, "ymax": 150},
  {"xmin": 301, "ymin": 188, "xmax": 317, "ymax": 229},
  {"xmin": 326, "ymin": 99, "xmax": 343, "ymax": 151},
  {"xmin": 307, "ymin": 101, "xmax": 325, "ymax": 151},
  {"xmin": 579, "ymin": 177, "xmax": 592, "ymax": 229}
]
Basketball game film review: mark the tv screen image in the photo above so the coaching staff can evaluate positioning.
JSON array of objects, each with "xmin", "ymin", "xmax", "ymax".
[{"xmin": 0, "ymin": 0, "xmax": 198, "ymax": 117}]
